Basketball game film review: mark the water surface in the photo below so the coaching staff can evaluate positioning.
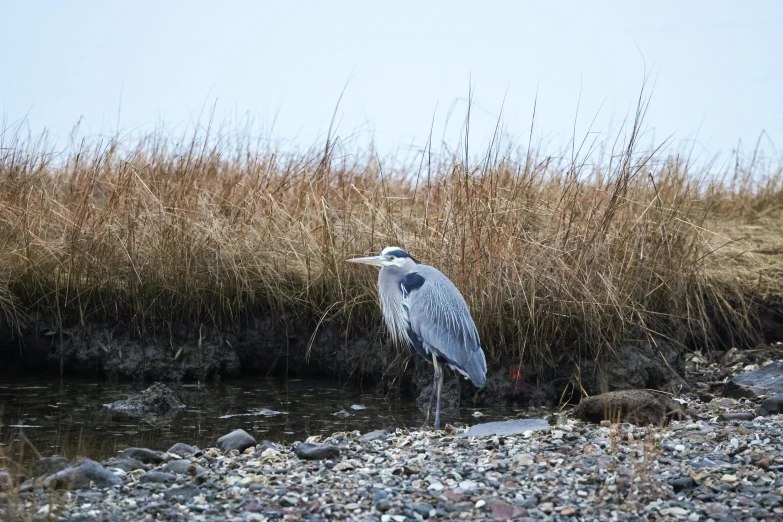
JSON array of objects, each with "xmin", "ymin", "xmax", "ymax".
[{"xmin": 0, "ymin": 378, "xmax": 530, "ymax": 467}]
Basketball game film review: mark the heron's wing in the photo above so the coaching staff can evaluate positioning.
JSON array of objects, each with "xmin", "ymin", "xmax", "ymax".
[{"xmin": 401, "ymin": 266, "xmax": 487, "ymax": 388}]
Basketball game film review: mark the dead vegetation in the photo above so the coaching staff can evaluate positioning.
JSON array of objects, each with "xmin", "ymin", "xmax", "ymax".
[{"xmin": 0, "ymin": 98, "xmax": 781, "ymax": 376}]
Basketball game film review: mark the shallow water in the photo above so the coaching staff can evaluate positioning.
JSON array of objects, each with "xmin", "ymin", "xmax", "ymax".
[{"xmin": 0, "ymin": 377, "xmax": 531, "ymax": 467}]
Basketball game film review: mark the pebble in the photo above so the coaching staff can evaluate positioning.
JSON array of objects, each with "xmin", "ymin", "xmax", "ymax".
[{"xmin": 216, "ymin": 429, "xmax": 256, "ymax": 453}]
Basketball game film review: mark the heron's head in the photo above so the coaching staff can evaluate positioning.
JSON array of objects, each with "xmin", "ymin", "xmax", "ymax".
[{"xmin": 346, "ymin": 246, "xmax": 419, "ymax": 269}]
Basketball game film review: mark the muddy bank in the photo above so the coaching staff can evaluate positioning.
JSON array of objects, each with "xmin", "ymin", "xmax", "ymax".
[{"xmin": 1, "ymin": 298, "xmax": 781, "ymax": 407}]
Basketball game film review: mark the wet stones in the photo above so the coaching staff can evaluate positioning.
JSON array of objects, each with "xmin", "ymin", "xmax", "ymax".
[
  {"xmin": 43, "ymin": 459, "xmax": 122, "ymax": 490},
  {"xmin": 31, "ymin": 456, "xmax": 71, "ymax": 478},
  {"xmin": 217, "ymin": 429, "xmax": 256, "ymax": 453},
  {"xmin": 293, "ymin": 442, "xmax": 340, "ymax": 460},
  {"xmin": 118, "ymin": 448, "xmax": 164, "ymax": 465},
  {"xmin": 572, "ymin": 390, "xmax": 684, "ymax": 425},
  {"xmin": 757, "ymin": 393, "xmax": 783, "ymax": 416}
]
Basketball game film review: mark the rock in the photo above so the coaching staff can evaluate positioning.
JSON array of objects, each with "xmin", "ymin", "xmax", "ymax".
[
  {"xmin": 359, "ymin": 429, "xmax": 389, "ymax": 443},
  {"xmin": 167, "ymin": 443, "xmax": 199, "ymax": 457},
  {"xmin": 43, "ymin": 459, "xmax": 122, "ymax": 490},
  {"xmin": 376, "ymin": 499, "xmax": 392, "ymax": 512},
  {"xmin": 163, "ymin": 484, "xmax": 201, "ymax": 502},
  {"xmin": 104, "ymin": 457, "xmax": 146, "ymax": 472},
  {"xmin": 461, "ymin": 418, "xmax": 550, "ymax": 438},
  {"xmin": 725, "ymin": 362, "xmax": 783, "ymax": 398},
  {"xmin": 217, "ymin": 429, "xmax": 256, "ymax": 453},
  {"xmin": 669, "ymin": 476, "xmax": 697, "ymax": 493},
  {"xmin": 293, "ymin": 442, "xmax": 340, "ymax": 460},
  {"xmin": 719, "ymin": 412, "xmax": 756, "ymax": 421},
  {"xmin": 161, "ymin": 460, "xmax": 208, "ymax": 477},
  {"xmin": 31, "ymin": 456, "xmax": 71, "ymax": 478},
  {"xmin": 757, "ymin": 393, "xmax": 783, "ymax": 416},
  {"xmin": 488, "ymin": 498, "xmax": 527, "ymax": 520},
  {"xmin": 138, "ymin": 471, "xmax": 177, "ymax": 484},
  {"xmin": 118, "ymin": 448, "xmax": 164, "ymax": 464},
  {"xmin": 412, "ymin": 502, "xmax": 434, "ymax": 517},
  {"xmin": 103, "ymin": 383, "xmax": 185, "ymax": 415},
  {"xmin": 572, "ymin": 390, "xmax": 684, "ymax": 425},
  {"xmin": 0, "ymin": 468, "xmax": 11, "ymax": 491},
  {"xmin": 351, "ymin": 404, "xmax": 367, "ymax": 410}
]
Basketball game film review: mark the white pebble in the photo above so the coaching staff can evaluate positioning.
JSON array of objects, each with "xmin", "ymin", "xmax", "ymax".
[{"xmin": 475, "ymin": 499, "xmax": 486, "ymax": 508}]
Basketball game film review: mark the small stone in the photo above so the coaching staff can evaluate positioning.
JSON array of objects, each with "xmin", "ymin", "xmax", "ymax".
[
  {"xmin": 720, "ymin": 474, "xmax": 738, "ymax": 483},
  {"xmin": 359, "ymin": 430, "xmax": 388, "ymax": 443},
  {"xmin": 757, "ymin": 393, "xmax": 783, "ymax": 416},
  {"xmin": 669, "ymin": 476, "xmax": 697, "ymax": 493},
  {"xmin": 333, "ymin": 461, "xmax": 355, "ymax": 471},
  {"xmin": 688, "ymin": 513, "xmax": 700, "ymax": 522},
  {"xmin": 755, "ymin": 458, "xmax": 771, "ymax": 470},
  {"xmin": 32, "ymin": 456, "xmax": 71, "ymax": 478},
  {"xmin": 163, "ymin": 484, "xmax": 201, "ymax": 502},
  {"xmin": 660, "ymin": 507, "xmax": 689, "ymax": 516},
  {"xmin": 118, "ymin": 448, "xmax": 163, "ymax": 465},
  {"xmin": 280, "ymin": 495, "xmax": 299, "ymax": 507},
  {"xmin": 294, "ymin": 443, "xmax": 340, "ymax": 460},
  {"xmin": 138, "ymin": 471, "xmax": 177, "ymax": 484},
  {"xmin": 674, "ymin": 444, "xmax": 686, "ymax": 452},
  {"xmin": 350, "ymin": 405, "xmax": 367, "ymax": 410},
  {"xmin": 217, "ymin": 429, "xmax": 256, "ymax": 453},
  {"xmin": 412, "ymin": 502, "xmax": 434, "ymax": 517},
  {"xmin": 161, "ymin": 460, "xmax": 208, "ymax": 477},
  {"xmin": 345, "ymin": 503, "xmax": 360, "ymax": 511},
  {"xmin": 376, "ymin": 499, "xmax": 392, "ymax": 512},
  {"xmin": 719, "ymin": 412, "xmax": 756, "ymax": 422},
  {"xmin": 561, "ymin": 507, "xmax": 576, "ymax": 516},
  {"xmin": 475, "ymin": 500, "xmax": 486, "ymax": 508},
  {"xmin": 105, "ymin": 457, "xmax": 146, "ymax": 472},
  {"xmin": 166, "ymin": 443, "xmax": 199, "ymax": 457}
]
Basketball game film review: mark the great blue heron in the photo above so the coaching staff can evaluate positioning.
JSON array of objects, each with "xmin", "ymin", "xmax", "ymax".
[{"xmin": 347, "ymin": 246, "xmax": 487, "ymax": 429}]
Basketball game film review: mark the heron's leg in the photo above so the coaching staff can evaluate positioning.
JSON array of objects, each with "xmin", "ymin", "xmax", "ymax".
[
  {"xmin": 434, "ymin": 358, "xmax": 444, "ymax": 430},
  {"xmin": 422, "ymin": 353, "xmax": 438, "ymax": 428}
]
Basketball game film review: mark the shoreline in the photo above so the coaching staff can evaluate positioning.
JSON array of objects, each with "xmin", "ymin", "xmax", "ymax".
[{"xmin": 3, "ymin": 385, "xmax": 782, "ymax": 521}]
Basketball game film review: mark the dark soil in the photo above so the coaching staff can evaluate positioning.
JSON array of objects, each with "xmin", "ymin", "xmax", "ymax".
[{"xmin": 1, "ymin": 299, "xmax": 781, "ymax": 407}]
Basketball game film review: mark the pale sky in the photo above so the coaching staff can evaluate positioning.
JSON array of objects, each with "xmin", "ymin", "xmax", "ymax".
[{"xmin": 3, "ymin": 1, "xmax": 782, "ymax": 163}]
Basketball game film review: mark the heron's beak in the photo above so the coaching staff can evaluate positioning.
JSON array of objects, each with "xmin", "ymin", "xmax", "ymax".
[{"xmin": 346, "ymin": 255, "xmax": 386, "ymax": 267}]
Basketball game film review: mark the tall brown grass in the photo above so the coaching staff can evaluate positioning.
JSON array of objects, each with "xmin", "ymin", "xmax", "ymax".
[{"xmin": 0, "ymin": 101, "xmax": 781, "ymax": 374}]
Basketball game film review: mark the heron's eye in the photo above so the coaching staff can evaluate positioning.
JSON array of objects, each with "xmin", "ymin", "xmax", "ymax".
[{"xmin": 389, "ymin": 255, "xmax": 396, "ymax": 260}]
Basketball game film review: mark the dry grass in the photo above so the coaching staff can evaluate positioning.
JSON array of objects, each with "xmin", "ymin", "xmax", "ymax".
[{"xmin": 0, "ymin": 102, "xmax": 781, "ymax": 374}]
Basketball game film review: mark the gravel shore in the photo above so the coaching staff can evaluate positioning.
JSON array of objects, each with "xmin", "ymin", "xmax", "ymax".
[{"xmin": 3, "ymin": 386, "xmax": 783, "ymax": 522}]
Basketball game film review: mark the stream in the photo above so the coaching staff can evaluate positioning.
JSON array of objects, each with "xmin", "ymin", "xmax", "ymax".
[{"xmin": 0, "ymin": 377, "xmax": 530, "ymax": 467}]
